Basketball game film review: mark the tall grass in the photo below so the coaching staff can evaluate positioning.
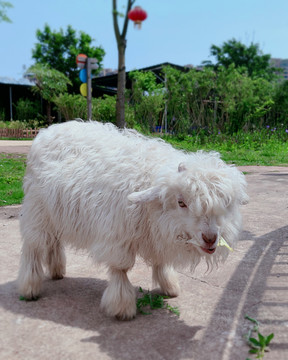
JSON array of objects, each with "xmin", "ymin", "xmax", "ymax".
[{"xmin": 162, "ymin": 127, "xmax": 288, "ymax": 166}]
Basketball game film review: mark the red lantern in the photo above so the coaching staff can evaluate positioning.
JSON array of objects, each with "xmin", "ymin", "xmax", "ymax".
[{"xmin": 128, "ymin": 6, "xmax": 147, "ymax": 29}]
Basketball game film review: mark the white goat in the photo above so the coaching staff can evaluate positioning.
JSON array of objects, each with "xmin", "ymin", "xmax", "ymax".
[{"xmin": 18, "ymin": 121, "xmax": 248, "ymax": 320}]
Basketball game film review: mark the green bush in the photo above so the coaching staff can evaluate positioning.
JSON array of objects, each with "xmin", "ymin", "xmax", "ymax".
[
  {"xmin": 54, "ymin": 93, "xmax": 135, "ymax": 128},
  {"xmin": 0, "ymin": 119, "xmax": 45, "ymax": 130},
  {"xmin": 269, "ymin": 80, "xmax": 288, "ymax": 126},
  {"xmin": 129, "ymin": 71, "xmax": 164, "ymax": 131},
  {"xmin": 0, "ymin": 108, "xmax": 5, "ymax": 121},
  {"xmin": 92, "ymin": 95, "xmax": 135, "ymax": 128},
  {"xmin": 163, "ymin": 66, "xmax": 216, "ymax": 134},
  {"xmin": 53, "ymin": 93, "xmax": 87, "ymax": 121},
  {"xmin": 14, "ymin": 98, "xmax": 41, "ymax": 121},
  {"xmin": 92, "ymin": 95, "xmax": 116, "ymax": 123},
  {"xmin": 0, "ymin": 120, "xmax": 26, "ymax": 129}
]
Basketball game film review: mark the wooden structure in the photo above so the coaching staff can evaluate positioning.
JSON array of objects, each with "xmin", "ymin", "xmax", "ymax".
[{"xmin": 0, "ymin": 128, "xmax": 39, "ymax": 138}]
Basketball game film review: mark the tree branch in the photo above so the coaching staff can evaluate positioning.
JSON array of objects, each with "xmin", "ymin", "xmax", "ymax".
[
  {"xmin": 112, "ymin": 0, "xmax": 121, "ymax": 44},
  {"xmin": 121, "ymin": 0, "xmax": 136, "ymax": 38}
]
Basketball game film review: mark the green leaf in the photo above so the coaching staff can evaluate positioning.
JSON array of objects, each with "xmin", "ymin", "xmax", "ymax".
[
  {"xmin": 19, "ymin": 295, "xmax": 39, "ymax": 301},
  {"xmin": 166, "ymin": 304, "xmax": 180, "ymax": 316},
  {"xmin": 136, "ymin": 288, "xmax": 180, "ymax": 316},
  {"xmin": 249, "ymin": 337, "xmax": 261, "ymax": 347},
  {"xmin": 258, "ymin": 332, "xmax": 266, "ymax": 347},
  {"xmin": 265, "ymin": 333, "xmax": 274, "ymax": 346},
  {"xmin": 249, "ymin": 348, "xmax": 259, "ymax": 354}
]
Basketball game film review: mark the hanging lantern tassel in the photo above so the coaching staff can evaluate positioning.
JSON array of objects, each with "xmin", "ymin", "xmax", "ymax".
[
  {"xmin": 128, "ymin": 6, "xmax": 147, "ymax": 30},
  {"xmin": 134, "ymin": 20, "xmax": 143, "ymax": 29}
]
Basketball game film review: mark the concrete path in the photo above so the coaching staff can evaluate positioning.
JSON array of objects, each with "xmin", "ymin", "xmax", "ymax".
[
  {"xmin": 0, "ymin": 141, "xmax": 287, "ymax": 360},
  {"xmin": 0, "ymin": 140, "xmax": 33, "ymax": 154}
]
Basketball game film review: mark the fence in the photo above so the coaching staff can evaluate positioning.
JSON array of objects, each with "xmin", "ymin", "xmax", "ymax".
[{"xmin": 0, "ymin": 128, "xmax": 39, "ymax": 139}]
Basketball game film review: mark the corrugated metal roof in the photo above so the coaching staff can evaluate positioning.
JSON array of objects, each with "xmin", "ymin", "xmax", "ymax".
[{"xmin": 0, "ymin": 77, "xmax": 34, "ymax": 86}]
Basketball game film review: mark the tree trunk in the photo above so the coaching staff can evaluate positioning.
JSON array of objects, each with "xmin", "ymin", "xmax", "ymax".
[
  {"xmin": 112, "ymin": 0, "xmax": 135, "ymax": 128},
  {"xmin": 116, "ymin": 42, "xmax": 126, "ymax": 128},
  {"xmin": 46, "ymin": 101, "xmax": 53, "ymax": 125}
]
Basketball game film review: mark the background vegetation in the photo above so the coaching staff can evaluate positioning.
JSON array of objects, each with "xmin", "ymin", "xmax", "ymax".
[
  {"xmin": 3, "ymin": 37, "xmax": 287, "ymax": 138},
  {"xmin": 1, "ymin": 34, "xmax": 288, "ymax": 206}
]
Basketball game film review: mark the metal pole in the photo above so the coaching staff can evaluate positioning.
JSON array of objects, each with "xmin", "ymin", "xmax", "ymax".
[
  {"xmin": 164, "ymin": 74, "xmax": 167, "ymax": 133},
  {"xmin": 86, "ymin": 58, "xmax": 92, "ymax": 120}
]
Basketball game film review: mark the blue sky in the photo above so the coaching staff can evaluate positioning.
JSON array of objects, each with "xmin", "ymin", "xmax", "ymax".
[{"xmin": 1, "ymin": 0, "xmax": 288, "ymax": 79}]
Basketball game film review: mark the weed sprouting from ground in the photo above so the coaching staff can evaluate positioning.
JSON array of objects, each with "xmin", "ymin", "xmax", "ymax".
[
  {"xmin": 136, "ymin": 287, "xmax": 180, "ymax": 316},
  {"xmin": 244, "ymin": 315, "xmax": 274, "ymax": 360}
]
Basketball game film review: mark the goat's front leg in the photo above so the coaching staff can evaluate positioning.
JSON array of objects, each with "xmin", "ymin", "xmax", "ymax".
[
  {"xmin": 100, "ymin": 268, "xmax": 136, "ymax": 320},
  {"xmin": 152, "ymin": 264, "xmax": 180, "ymax": 297}
]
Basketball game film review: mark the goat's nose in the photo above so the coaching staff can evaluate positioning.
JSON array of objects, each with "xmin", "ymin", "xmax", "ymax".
[{"xmin": 202, "ymin": 233, "xmax": 217, "ymax": 245}]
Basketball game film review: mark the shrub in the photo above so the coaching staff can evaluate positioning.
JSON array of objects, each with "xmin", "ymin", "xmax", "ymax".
[
  {"xmin": 14, "ymin": 98, "xmax": 41, "ymax": 121},
  {"xmin": 92, "ymin": 95, "xmax": 116, "ymax": 123},
  {"xmin": 0, "ymin": 119, "xmax": 45, "ymax": 130},
  {"xmin": 54, "ymin": 93, "xmax": 135, "ymax": 128},
  {"xmin": 53, "ymin": 93, "xmax": 87, "ymax": 121},
  {"xmin": 0, "ymin": 108, "xmax": 5, "ymax": 121},
  {"xmin": 129, "ymin": 71, "xmax": 164, "ymax": 131}
]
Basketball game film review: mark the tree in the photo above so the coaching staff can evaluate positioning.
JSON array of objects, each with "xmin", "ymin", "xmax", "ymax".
[
  {"xmin": 112, "ymin": 0, "xmax": 136, "ymax": 128},
  {"xmin": 27, "ymin": 64, "xmax": 72, "ymax": 124},
  {"xmin": 203, "ymin": 38, "xmax": 277, "ymax": 80},
  {"xmin": 32, "ymin": 24, "xmax": 105, "ymax": 93},
  {"xmin": 0, "ymin": 1, "xmax": 13, "ymax": 22}
]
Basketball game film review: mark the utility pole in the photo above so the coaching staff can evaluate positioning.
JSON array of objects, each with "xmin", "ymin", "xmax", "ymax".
[
  {"xmin": 86, "ymin": 57, "xmax": 92, "ymax": 120},
  {"xmin": 76, "ymin": 54, "xmax": 98, "ymax": 120}
]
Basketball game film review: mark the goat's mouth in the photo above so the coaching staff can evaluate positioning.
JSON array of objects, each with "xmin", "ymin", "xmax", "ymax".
[
  {"xmin": 200, "ymin": 247, "xmax": 216, "ymax": 255},
  {"xmin": 177, "ymin": 235, "xmax": 217, "ymax": 255}
]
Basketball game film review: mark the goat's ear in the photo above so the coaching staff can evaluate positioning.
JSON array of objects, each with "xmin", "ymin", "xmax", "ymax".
[
  {"xmin": 128, "ymin": 186, "xmax": 160, "ymax": 204},
  {"xmin": 178, "ymin": 163, "xmax": 187, "ymax": 172}
]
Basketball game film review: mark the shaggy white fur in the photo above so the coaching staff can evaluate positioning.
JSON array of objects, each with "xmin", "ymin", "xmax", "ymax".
[{"xmin": 18, "ymin": 120, "xmax": 248, "ymax": 319}]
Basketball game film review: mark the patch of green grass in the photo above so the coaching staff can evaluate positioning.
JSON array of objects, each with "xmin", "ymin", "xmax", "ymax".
[
  {"xmin": 162, "ymin": 129, "xmax": 288, "ymax": 166},
  {"xmin": 0, "ymin": 154, "xmax": 26, "ymax": 206},
  {"xmin": 0, "ymin": 138, "xmax": 33, "ymax": 141},
  {"xmin": 136, "ymin": 287, "xmax": 180, "ymax": 316}
]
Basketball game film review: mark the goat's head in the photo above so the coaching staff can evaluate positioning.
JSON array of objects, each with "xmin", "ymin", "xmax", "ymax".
[{"xmin": 128, "ymin": 152, "xmax": 248, "ymax": 257}]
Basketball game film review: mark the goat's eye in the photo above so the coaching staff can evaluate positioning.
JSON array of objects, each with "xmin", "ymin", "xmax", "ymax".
[{"xmin": 178, "ymin": 200, "xmax": 187, "ymax": 208}]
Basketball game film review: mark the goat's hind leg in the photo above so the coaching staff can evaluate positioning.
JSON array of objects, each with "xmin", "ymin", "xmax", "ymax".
[
  {"xmin": 18, "ymin": 228, "xmax": 45, "ymax": 300},
  {"xmin": 45, "ymin": 238, "xmax": 66, "ymax": 280}
]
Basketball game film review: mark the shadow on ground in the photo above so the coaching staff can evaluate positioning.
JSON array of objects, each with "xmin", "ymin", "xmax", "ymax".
[
  {"xmin": 197, "ymin": 225, "xmax": 288, "ymax": 360},
  {"xmin": 0, "ymin": 276, "xmax": 203, "ymax": 360}
]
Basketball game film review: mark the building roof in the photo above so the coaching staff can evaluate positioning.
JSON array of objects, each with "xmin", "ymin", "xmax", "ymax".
[
  {"xmin": 93, "ymin": 62, "xmax": 189, "ymax": 95},
  {"xmin": 0, "ymin": 77, "xmax": 34, "ymax": 86}
]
